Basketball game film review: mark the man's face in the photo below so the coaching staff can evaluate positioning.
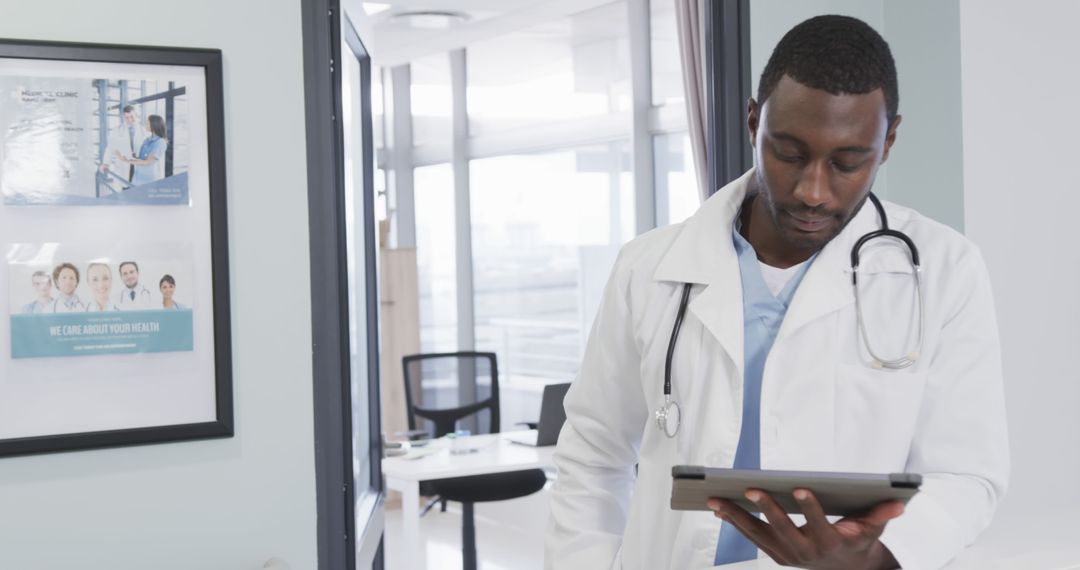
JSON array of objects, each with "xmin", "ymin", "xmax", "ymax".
[
  {"xmin": 32, "ymin": 275, "xmax": 51, "ymax": 296},
  {"xmin": 123, "ymin": 110, "xmax": 137, "ymax": 126},
  {"xmin": 747, "ymin": 75, "xmax": 900, "ymax": 252},
  {"xmin": 120, "ymin": 264, "xmax": 139, "ymax": 288}
]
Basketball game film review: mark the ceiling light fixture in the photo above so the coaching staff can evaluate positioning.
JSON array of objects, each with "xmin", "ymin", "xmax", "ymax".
[
  {"xmin": 390, "ymin": 10, "xmax": 470, "ymax": 30},
  {"xmin": 361, "ymin": 2, "xmax": 391, "ymax": 15}
]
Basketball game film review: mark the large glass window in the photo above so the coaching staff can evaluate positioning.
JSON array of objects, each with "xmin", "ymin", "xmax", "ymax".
[
  {"xmin": 650, "ymin": 0, "xmax": 685, "ymax": 107},
  {"xmin": 414, "ymin": 163, "xmax": 457, "ymax": 353},
  {"xmin": 467, "ymin": 1, "xmax": 631, "ymax": 134},
  {"xmin": 372, "ymin": 0, "xmax": 700, "ymax": 432},
  {"xmin": 470, "ymin": 142, "xmax": 633, "ymax": 394},
  {"xmin": 372, "ymin": 66, "xmax": 385, "ymax": 153},
  {"xmin": 410, "ymin": 53, "xmax": 452, "ymax": 148},
  {"xmin": 654, "ymin": 132, "xmax": 699, "ymax": 225}
]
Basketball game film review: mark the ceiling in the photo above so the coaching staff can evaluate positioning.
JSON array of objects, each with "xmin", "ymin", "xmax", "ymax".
[{"xmin": 344, "ymin": 0, "xmax": 621, "ymax": 67}]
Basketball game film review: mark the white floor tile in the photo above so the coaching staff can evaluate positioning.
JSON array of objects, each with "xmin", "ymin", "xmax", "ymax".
[{"xmin": 384, "ymin": 486, "xmax": 549, "ymax": 570}]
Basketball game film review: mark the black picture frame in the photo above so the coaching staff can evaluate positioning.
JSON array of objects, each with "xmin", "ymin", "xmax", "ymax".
[{"xmin": 0, "ymin": 38, "xmax": 232, "ymax": 457}]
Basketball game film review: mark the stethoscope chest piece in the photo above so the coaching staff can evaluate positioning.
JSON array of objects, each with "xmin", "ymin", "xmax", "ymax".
[{"xmin": 655, "ymin": 396, "xmax": 681, "ymax": 438}]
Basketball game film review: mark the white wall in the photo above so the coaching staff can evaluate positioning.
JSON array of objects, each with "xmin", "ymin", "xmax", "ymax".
[
  {"xmin": 959, "ymin": 0, "xmax": 1080, "ymax": 523},
  {"xmin": 0, "ymin": 2, "xmax": 318, "ymax": 569}
]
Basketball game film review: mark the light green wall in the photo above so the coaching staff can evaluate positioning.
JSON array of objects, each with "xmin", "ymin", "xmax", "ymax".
[
  {"xmin": 0, "ymin": 1, "xmax": 319, "ymax": 569},
  {"xmin": 883, "ymin": 0, "xmax": 965, "ymax": 231}
]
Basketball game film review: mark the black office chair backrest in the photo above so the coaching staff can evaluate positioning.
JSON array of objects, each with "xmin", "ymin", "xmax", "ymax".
[{"xmin": 402, "ymin": 351, "xmax": 500, "ymax": 438}]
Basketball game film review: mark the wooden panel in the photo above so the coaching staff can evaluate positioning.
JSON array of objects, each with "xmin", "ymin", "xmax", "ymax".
[{"xmin": 378, "ymin": 246, "xmax": 420, "ymax": 437}]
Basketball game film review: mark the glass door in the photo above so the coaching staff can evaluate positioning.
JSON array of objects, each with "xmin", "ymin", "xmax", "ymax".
[{"xmin": 340, "ymin": 13, "xmax": 385, "ymax": 569}]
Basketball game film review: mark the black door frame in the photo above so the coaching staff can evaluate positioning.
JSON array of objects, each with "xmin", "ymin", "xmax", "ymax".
[
  {"xmin": 705, "ymin": 0, "xmax": 753, "ymax": 194},
  {"xmin": 302, "ymin": 1, "xmax": 383, "ymax": 568}
]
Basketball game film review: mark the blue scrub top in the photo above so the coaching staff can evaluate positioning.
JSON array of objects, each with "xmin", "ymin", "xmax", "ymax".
[
  {"xmin": 715, "ymin": 221, "xmax": 817, "ymax": 565},
  {"xmin": 131, "ymin": 136, "xmax": 167, "ymax": 186}
]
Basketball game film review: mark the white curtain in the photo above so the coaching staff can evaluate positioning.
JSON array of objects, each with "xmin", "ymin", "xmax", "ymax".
[{"xmin": 674, "ymin": 0, "xmax": 710, "ymax": 202}]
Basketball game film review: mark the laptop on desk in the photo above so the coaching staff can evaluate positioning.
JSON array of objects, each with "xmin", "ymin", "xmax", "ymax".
[{"xmin": 506, "ymin": 382, "xmax": 571, "ymax": 447}]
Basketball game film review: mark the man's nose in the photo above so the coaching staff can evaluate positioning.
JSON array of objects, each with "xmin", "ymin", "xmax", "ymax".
[{"xmin": 792, "ymin": 161, "xmax": 830, "ymax": 208}]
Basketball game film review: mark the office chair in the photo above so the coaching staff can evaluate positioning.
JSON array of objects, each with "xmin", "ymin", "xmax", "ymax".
[{"xmin": 402, "ymin": 351, "xmax": 548, "ymax": 570}]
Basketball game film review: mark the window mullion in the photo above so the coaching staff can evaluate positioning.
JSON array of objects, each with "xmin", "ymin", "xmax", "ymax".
[{"xmin": 629, "ymin": 0, "xmax": 656, "ymax": 235}]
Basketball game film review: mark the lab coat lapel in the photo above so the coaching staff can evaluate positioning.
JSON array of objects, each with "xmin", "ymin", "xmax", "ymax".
[
  {"xmin": 776, "ymin": 198, "xmax": 879, "ymax": 341},
  {"xmin": 653, "ymin": 170, "xmax": 753, "ymax": 376}
]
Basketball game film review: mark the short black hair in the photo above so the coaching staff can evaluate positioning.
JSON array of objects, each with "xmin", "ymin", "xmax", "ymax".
[
  {"xmin": 757, "ymin": 15, "xmax": 898, "ymax": 124},
  {"xmin": 119, "ymin": 261, "xmax": 139, "ymax": 273}
]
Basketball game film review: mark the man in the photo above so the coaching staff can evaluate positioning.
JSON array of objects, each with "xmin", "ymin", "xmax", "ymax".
[
  {"xmin": 99, "ymin": 105, "xmax": 147, "ymax": 182},
  {"xmin": 50, "ymin": 262, "xmax": 84, "ymax": 313},
  {"xmin": 117, "ymin": 261, "xmax": 152, "ymax": 310},
  {"xmin": 546, "ymin": 15, "xmax": 1007, "ymax": 570},
  {"xmin": 21, "ymin": 271, "xmax": 54, "ymax": 314}
]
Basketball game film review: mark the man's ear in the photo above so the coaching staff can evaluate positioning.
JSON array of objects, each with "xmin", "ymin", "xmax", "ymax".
[
  {"xmin": 747, "ymin": 97, "xmax": 760, "ymax": 148},
  {"xmin": 881, "ymin": 114, "xmax": 902, "ymax": 163}
]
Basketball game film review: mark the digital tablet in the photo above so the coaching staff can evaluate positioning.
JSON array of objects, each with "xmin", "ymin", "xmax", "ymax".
[{"xmin": 670, "ymin": 465, "xmax": 921, "ymax": 517}]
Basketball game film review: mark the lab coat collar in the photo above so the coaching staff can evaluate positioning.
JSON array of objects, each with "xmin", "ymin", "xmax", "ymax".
[
  {"xmin": 653, "ymin": 170, "xmax": 749, "ymax": 373},
  {"xmin": 652, "ymin": 168, "xmax": 882, "ymax": 360}
]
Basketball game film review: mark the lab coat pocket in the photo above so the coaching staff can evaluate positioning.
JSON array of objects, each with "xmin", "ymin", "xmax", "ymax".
[{"xmin": 833, "ymin": 363, "xmax": 927, "ymax": 472}]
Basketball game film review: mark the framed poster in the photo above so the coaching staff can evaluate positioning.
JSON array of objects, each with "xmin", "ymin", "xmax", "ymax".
[{"xmin": 0, "ymin": 39, "xmax": 231, "ymax": 457}]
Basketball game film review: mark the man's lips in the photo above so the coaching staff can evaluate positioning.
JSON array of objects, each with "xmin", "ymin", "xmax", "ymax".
[{"xmin": 785, "ymin": 211, "xmax": 833, "ymax": 232}]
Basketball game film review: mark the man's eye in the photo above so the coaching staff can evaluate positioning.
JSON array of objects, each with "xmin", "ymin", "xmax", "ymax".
[
  {"xmin": 832, "ymin": 160, "xmax": 861, "ymax": 173},
  {"xmin": 777, "ymin": 153, "xmax": 804, "ymax": 164}
]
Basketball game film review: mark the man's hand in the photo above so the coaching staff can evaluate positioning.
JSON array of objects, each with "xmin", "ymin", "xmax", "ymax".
[{"xmin": 708, "ymin": 489, "xmax": 903, "ymax": 570}]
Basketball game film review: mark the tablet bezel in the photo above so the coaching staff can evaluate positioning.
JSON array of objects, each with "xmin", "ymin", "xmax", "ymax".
[{"xmin": 670, "ymin": 465, "xmax": 921, "ymax": 517}]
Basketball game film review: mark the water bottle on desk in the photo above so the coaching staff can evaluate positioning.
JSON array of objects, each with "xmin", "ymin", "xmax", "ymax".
[{"xmin": 449, "ymin": 429, "xmax": 474, "ymax": 455}]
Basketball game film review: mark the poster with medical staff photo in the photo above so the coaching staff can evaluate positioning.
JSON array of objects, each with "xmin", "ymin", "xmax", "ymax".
[{"xmin": 0, "ymin": 39, "xmax": 231, "ymax": 457}]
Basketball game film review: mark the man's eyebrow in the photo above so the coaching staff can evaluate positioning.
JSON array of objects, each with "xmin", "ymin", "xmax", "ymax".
[
  {"xmin": 770, "ymin": 132, "xmax": 874, "ymax": 154},
  {"xmin": 833, "ymin": 145, "xmax": 875, "ymax": 154},
  {"xmin": 769, "ymin": 132, "xmax": 808, "ymax": 148}
]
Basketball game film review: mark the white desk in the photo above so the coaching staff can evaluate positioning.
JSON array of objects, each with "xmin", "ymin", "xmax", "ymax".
[{"xmin": 383, "ymin": 432, "xmax": 556, "ymax": 570}]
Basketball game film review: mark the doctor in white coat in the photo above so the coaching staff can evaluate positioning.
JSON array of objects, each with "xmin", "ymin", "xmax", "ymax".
[
  {"xmin": 100, "ymin": 105, "xmax": 148, "ymax": 183},
  {"xmin": 546, "ymin": 15, "xmax": 1007, "ymax": 570}
]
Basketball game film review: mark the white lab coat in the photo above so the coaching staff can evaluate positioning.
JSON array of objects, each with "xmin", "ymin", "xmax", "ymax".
[
  {"xmin": 103, "ymin": 121, "xmax": 149, "ymax": 176},
  {"xmin": 117, "ymin": 285, "xmax": 153, "ymax": 310},
  {"xmin": 546, "ymin": 169, "xmax": 1009, "ymax": 570}
]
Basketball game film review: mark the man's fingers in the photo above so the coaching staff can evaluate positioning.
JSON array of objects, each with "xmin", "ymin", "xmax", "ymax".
[
  {"xmin": 793, "ymin": 488, "xmax": 839, "ymax": 546},
  {"xmin": 834, "ymin": 500, "xmax": 905, "ymax": 540},
  {"xmin": 708, "ymin": 497, "xmax": 777, "ymax": 546},
  {"xmin": 745, "ymin": 489, "xmax": 810, "ymax": 549},
  {"xmin": 861, "ymin": 500, "xmax": 905, "ymax": 527}
]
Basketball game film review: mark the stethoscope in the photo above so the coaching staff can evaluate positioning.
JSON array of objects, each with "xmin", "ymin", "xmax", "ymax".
[{"xmin": 655, "ymin": 193, "xmax": 924, "ymax": 438}]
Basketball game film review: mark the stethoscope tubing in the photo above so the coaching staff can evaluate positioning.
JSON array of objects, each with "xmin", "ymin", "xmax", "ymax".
[{"xmin": 664, "ymin": 283, "xmax": 694, "ymax": 397}]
